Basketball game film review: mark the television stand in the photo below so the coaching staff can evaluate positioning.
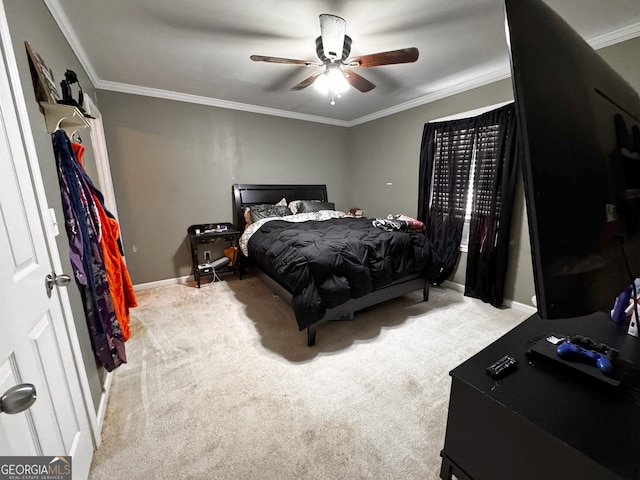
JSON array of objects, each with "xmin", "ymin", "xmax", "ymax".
[{"xmin": 440, "ymin": 312, "xmax": 640, "ymax": 480}]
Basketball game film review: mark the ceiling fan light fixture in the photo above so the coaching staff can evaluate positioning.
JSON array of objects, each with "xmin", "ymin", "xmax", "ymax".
[
  {"xmin": 314, "ymin": 67, "xmax": 349, "ymax": 103},
  {"xmin": 327, "ymin": 68, "xmax": 349, "ymax": 94},
  {"xmin": 313, "ymin": 73, "xmax": 330, "ymax": 94}
]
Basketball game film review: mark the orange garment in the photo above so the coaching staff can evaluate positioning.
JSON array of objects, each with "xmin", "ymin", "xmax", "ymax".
[{"xmin": 73, "ymin": 142, "xmax": 137, "ymax": 341}]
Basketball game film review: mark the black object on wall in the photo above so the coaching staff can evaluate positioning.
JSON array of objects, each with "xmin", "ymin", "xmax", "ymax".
[{"xmin": 58, "ymin": 69, "xmax": 93, "ymax": 118}]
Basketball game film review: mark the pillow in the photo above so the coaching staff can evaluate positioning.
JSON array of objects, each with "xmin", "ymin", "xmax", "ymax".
[
  {"xmin": 248, "ymin": 203, "xmax": 292, "ymax": 223},
  {"xmin": 296, "ymin": 200, "xmax": 335, "ymax": 213},
  {"xmin": 288, "ymin": 200, "xmax": 303, "ymax": 215},
  {"xmin": 243, "ymin": 207, "xmax": 253, "ymax": 228},
  {"xmin": 289, "ymin": 199, "xmax": 323, "ymax": 214}
]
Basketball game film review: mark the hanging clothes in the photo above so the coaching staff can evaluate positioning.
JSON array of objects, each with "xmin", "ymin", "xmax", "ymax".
[
  {"xmin": 72, "ymin": 141, "xmax": 137, "ymax": 341},
  {"xmin": 53, "ymin": 129, "xmax": 126, "ymax": 371}
]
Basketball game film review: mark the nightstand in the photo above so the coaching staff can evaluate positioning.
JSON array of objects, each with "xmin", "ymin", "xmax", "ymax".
[{"xmin": 187, "ymin": 222, "xmax": 241, "ymax": 287}]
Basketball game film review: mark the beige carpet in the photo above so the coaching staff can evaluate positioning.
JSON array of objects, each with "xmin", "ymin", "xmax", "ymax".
[{"xmin": 88, "ymin": 274, "xmax": 529, "ymax": 480}]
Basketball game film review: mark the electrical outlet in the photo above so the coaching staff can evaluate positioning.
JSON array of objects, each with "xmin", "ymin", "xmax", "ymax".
[{"xmin": 204, "ymin": 250, "xmax": 211, "ymax": 263}]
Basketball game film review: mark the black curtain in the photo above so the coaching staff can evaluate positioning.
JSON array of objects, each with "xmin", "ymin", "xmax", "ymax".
[
  {"xmin": 464, "ymin": 104, "xmax": 520, "ymax": 306},
  {"xmin": 418, "ymin": 118, "xmax": 476, "ymax": 284},
  {"xmin": 418, "ymin": 103, "xmax": 520, "ymax": 305}
]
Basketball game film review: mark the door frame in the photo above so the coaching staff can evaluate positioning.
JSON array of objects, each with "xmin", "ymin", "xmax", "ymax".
[
  {"xmin": 85, "ymin": 95, "xmax": 120, "ymax": 221},
  {"xmin": 84, "ymin": 94, "xmax": 116, "ymax": 439},
  {"xmin": 0, "ymin": 0, "xmax": 100, "ymax": 445}
]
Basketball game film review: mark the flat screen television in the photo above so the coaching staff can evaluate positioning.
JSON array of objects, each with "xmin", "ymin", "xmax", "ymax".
[{"xmin": 504, "ymin": 0, "xmax": 640, "ymax": 320}]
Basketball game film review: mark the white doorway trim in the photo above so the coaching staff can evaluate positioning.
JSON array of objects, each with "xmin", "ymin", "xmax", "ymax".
[
  {"xmin": 84, "ymin": 96, "xmax": 121, "ymax": 436},
  {"xmin": 84, "ymin": 95, "xmax": 119, "ymax": 437},
  {"xmin": 85, "ymin": 95, "xmax": 120, "ymax": 220}
]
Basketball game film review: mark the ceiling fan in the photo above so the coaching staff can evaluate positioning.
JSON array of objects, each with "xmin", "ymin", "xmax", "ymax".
[{"xmin": 250, "ymin": 14, "xmax": 419, "ymax": 104}]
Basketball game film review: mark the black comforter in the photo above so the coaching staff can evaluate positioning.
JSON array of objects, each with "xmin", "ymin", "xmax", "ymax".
[{"xmin": 248, "ymin": 217, "xmax": 438, "ymax": 329}]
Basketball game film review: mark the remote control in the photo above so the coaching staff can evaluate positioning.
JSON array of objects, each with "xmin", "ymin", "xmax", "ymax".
[{"xmin": 486, "ymin": 355, "xmax": 518, "ymax": 378}]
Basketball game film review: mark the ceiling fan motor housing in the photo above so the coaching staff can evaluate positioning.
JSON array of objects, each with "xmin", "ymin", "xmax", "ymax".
[{"xmin": 315, "ymin": 35, "xmax": 352, "ymax": 64}]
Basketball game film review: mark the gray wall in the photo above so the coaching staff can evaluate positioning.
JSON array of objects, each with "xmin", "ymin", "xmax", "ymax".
[
  {"xmin": 5, "ymin": 0, "xmax": 105, "ymax": 410},
  {"xmin": 96, "ymin": 91, "xmax": 349, "ymax": 285}
]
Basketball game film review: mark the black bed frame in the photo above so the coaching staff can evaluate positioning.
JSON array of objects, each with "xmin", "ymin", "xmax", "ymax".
[{"xmin": 232, "ymin": 183, "xmax": 430, "ymax": 346}]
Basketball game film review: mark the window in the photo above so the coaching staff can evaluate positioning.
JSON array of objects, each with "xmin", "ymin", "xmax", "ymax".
[{"xmin": 429, "ymin": 102, "xmax": 511, "ymax": 252}]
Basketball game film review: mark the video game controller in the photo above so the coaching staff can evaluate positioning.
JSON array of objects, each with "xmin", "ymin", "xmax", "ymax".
[{"xmin": 556, "ymin": 340, "xmax": 617, "ymax": 375}]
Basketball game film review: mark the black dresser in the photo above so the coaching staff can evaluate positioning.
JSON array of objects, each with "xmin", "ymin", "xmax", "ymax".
[{"xmin": 440, "ymin": 312, "xmax": 640, "ymax": 480}]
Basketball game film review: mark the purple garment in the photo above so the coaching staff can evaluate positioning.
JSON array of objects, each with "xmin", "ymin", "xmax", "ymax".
[
  {"xmin": 53, "ymin": 130, "xmax": 126, "ymax": 371},
  {"xmin": 57, "ymin": 170, "xmax": 87, "ymax": 285}
]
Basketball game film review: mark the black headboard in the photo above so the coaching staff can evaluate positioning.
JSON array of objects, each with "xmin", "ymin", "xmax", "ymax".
[{"xmin": 232, "ymin": 184, "xmax": 329, "ymax": 230}]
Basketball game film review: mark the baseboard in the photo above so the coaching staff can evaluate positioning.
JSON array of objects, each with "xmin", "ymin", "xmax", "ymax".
[
  {"xmin": 94, "ymin": 371, "xmax": 113, "ymax": 448},
  {"xmin": 504, "ymin": 298, "xmax": 538, "ymax": 315},
  {"xmin": 133, "ymin": 275, "xmax": 191, "ymax": 291},
  {"xmin": 441, "ymin": 280, "xmax": 537, "ymax": 316},
  {"xmin": 442, "ymin": 280, "xmax": 465, "ymax": 293}
]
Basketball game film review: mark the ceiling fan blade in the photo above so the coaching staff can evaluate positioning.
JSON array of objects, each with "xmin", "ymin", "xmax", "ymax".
[
  {"xmin": 344, "ymin": 70, "xmax": 375, "ymax": 93},
  {"xmin": 250, "ymin": 55, "xmax": 318, "ymax": 67},
  {"xmin": 348, "ymin": 47, "xmax": 419, "ymax": 68},
  {"xmin": 319, "ymin": 14, "xmax": 346, "ymax": 61},
  {"xmin": 290, "ymin": 72, "xmax": 324, "ymax": 91}
]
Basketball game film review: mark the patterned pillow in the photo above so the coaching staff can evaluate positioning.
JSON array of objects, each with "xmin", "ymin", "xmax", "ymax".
[{"xmin": 248, "ymin": 203, "xmax": 293, "ymax": 223}]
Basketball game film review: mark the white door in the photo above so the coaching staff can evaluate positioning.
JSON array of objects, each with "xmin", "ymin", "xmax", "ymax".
[{"xmin": 0, "ymin": 24, "xmax": 93, "ymax": 480}]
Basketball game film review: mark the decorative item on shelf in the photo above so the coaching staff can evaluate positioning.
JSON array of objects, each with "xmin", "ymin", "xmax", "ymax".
[
  {"xmin": 58, "ymin": 69, "xmax": 94, "ymax": 119},
  {"xmin": 200, "ymin": 223, "xmax": 229, "ymax": 234},
  {"xmin": 25, "ymin": 42, "xmax": 91, "ymax": 136},
  {"xmin": 24, "ymin": 41, "xmax": 61, "ymax": 104}
]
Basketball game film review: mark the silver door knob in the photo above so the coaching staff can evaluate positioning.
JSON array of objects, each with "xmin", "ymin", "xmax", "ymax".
[
  {"xmin": 0, "ymin": 384, "xmax": 37, "ymax": 414},
  {"xmin": 45, "ymin": 272, "xmax": 71, "ymax": 294}
]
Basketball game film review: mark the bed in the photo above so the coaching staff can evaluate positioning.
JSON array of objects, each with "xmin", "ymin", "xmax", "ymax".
[{"xmin": 232, "ymin": 183, "xmax": 439, "ymax": 346}]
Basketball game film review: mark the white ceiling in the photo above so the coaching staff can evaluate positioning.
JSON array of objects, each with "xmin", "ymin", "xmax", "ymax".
[{"xmin": 48, "ymin": 0, "xmax": 640, "ymax": 126}]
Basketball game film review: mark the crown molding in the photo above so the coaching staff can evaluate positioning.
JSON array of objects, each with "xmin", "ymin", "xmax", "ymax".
[
  {"xmin": 588, "ymin": 22, "xmax": 640, "ymax": 49},
  {"xmin": 44, "ymin": 0, "xmax": 640, "ymax": 128},
  {"xmin": 348, "ymin": 67, "xmax": 513, "ymax": 126},
  {"xmin": 347, "ymin": 22, "xmax": 640, "ymax": 126},
  {"xmin": 94, "ymin": 79, "xmax": 350, "ymax": 126}
]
